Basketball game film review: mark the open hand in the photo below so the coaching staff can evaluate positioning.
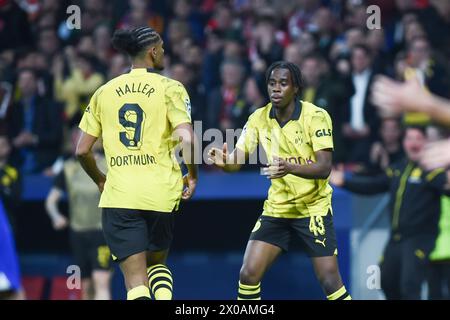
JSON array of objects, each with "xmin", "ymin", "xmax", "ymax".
[{"xmin": 420, "ymin": 139, "xmax": 450, "ymax": 170}]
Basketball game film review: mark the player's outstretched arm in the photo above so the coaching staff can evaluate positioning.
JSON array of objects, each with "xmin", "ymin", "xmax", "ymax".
[
  {"xmin": 76, "ymin": 131, "xmax": 106, "ymax": 193},
  {"xmin": 330, "ymin": 164, "xmax": 391, "ymax": 195},
  {"xmin": 371, "ymin": 75, "xmax": 450, "ymax": 127},
  {"xmin": 420, "ymin": 139, "xmax": 450, "ymax": 171},
  {"xmin": 207, "ymin": 143, "xmax": 246, "ymax": 172},
  {"xmin": 174, "ymin": 123, "xmax": 198, "ymax": 200}
]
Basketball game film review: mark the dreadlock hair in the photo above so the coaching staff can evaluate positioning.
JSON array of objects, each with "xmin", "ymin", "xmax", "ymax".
[
  {"xmin": 265, "ymin": 61, "xmax": 304, "ymax": 97},
  {"xmin": 111, "ymin": 27, "xmax": 161, "ymax": 58}
]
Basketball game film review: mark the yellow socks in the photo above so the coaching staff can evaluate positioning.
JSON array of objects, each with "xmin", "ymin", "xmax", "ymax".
[
  {"xmin": 238, "ymin": 281, "xmax": 261, "ymax": 300},
  {"xmin": 147, "ymin": 264, "xmax": 173, "ymax": 300},
  {"xmin": 327, "ymin": 286, "xmax": 352, "ymax": 300},
  {"xmin": 127, "ymin": 285, "xmax": 151, "ymax": 300}
]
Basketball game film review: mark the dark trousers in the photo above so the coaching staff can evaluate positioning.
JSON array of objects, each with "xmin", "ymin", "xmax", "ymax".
[
  {"xmin": 428, "ymin": 262, "xmax": 450, "ymax": 300},
  {"xmin": 380, "ymin": 234, "xmax": 435, "ymax": 300}
]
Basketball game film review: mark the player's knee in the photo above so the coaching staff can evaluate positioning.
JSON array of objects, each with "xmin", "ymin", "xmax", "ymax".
[
  {"xmin": 239, "ymin": 264, "xmax": 261, "ymax": 285},
  {"xmin": 316, "ymin": 265, "xmax": 340, "ymax": 292}
]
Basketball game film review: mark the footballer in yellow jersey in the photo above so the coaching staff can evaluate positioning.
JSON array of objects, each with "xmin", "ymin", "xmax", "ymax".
[
  {"xmin": 209, "ymin": 61, "xmax": 351, "ymax": 300},
  {"xmin": 76, "ymin": 27, "xmax": 198, "ymax": 301}
]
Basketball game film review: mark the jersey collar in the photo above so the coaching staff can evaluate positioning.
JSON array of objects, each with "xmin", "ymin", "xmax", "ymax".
[
  {"xmin": 127, "ymin": 68, "xmax": 159, "ymax": 74},
  {"xmin": 269, "ymin": 99, "xmax": 302, "ymax": 128}
]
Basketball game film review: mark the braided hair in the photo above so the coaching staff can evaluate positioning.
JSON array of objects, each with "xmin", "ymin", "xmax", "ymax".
[
  {"xmin": 111, "ymin": 27, "xmax": 161, "ymax": 58},
  {"xmin": 265, "ymin": 61, "xmax": 304, "ymax": 98}
]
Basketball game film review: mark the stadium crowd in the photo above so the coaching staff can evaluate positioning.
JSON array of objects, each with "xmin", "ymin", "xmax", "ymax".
[
  {"xmin": 0, "ymin": 0, "xmax": 449, "ymax": 175},
  {"xmin": 0, "ymin": 0, "xmax": 450, "ymax": 300}
]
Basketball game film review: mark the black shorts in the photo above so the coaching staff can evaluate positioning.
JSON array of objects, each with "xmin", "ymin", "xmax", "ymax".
[
  {"xmin": 102, "ymin": 208, "xmax": 175, "ymax": 262},
  {"xmin": 70, "ymin": 230, "xmax": 111, "ymax": 278},
  {"xmin": 249, "ymin": 211, "xmax": 338, "ymax": 257}
]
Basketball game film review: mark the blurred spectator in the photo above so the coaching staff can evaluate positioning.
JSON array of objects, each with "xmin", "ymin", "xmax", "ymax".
[
  {"xmin": 330, "ymin": 126, "xmax": 450, "ymax": 300},
  {"xmin": 0, "ymin": 133, "xmax": 23, "ymax": 300},
  {"xmin": 207, "ymin": 59, "xmax": 248, "ymax": 131},
  {"xmin": 0, "ymin": 135, "xmax": 20, "ymax": 233},
  {"xmin": 79, "ymin": 0, "xmax": 111, "ymax": 35},
  {"xmin": 402, "ymin": 36, "xmax": 449, "ymax": 125},
  {"xmin": 172, "ymin": 0, "xmax": 205, "ymax": 43},
  {"xmin": 344, "ymin": 4, "xmax": 368, "ymax": 29},
  {"xmin": 165, "ymin": 19, "xmax": 192, "ymax": 59},
  {"xmin": 342, "ymin": 44, "xmax": 380, "ymax": 165},
  {"xmin": 300, "ymin": 53, "xmax": 353, "ymax": 163},
  {"xmin": 405, "ymin": 37, "xmax": 449, "ymax": 98},
  {"xmin": 294, "ymin": 31, "xmax": 318, "ymax": 59},
  {"xmin": 45, "ymin": 127, "xmax": 112, "ymax": 300},
  {"xmin": 288, "ymin": 0, "xmax": 321, "ymax": 40},
  {"xmin": 15, "ymin": 51, "xmax": 52, "ymax": 98},
  {"xmin": 206, "ymin": 2, "xmax": 240, "ymax": 40},
  {"xmin": 243, "ymin": 75, "xmax": 267, "ymax": 114},
  {"xmin": 368, "ymin": 118, "xmax": 404, "ymax": 174},
  {"xmin": 309, "ymin": 6, "xmax": 336, "ymax": 58},
  {"xmin": 53, "ymin": 51, "xmax": 105, "ymax": 121},
  {"xmin": 366, "ymin": 29, "xmax": 390, "ymax": 75},
  {"xmin": 117, "ymin": 0, "xmax": 164, "ymax": 34},
  {"xmin": 283, "ymin": 43, "xmax": 303, "ymax": 68},
  {"xmin": 37, "ymin": 27, "xmax": 60, "ymax": 59},
  {"xmin": 108, "ymin": 53, "xmax": 129, "ymax": 80},
  {"xmin": 329, "ymin": 27, "xmax": 365, "ymax": 61},
  {"xmin": 7, "ymin": 68, "xmax": 63, "ymax": 174},
  {"xmin": 249, "ymin": 11, "xmax": 284, "ymax": 72},
  {"xmin": 93, "ymin": 24, "xmax": 114, "ymax": 73},
  {"xmin": 202, "ymin": 29, "xmax": 225, "ymax": 93},
  {"xmin": 170, "ymin": 62, "xmax": 205, "ymax": 123},
  {"xmin": 0, "ymin": 0, "xmax": 32, "ymax": 52}
]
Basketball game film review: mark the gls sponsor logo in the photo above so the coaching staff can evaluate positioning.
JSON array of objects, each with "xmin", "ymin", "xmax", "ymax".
[{"xmin": 315, "ymin": 129, "xmax": 332, "ymax": 137}]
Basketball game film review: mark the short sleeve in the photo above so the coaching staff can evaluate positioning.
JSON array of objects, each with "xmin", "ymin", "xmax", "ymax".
[
  {"xmin": 166, "ymin": 81, "xmax": 192, "ymax": 128},
  {"xmin": 79, "ymin": 87, "xmax": 102, "ymax": 137},
  {"xmin": 236, "ymin": 114, "xmax": 259, "ymax": 155},
  {"xmin": 310, "ymin": 109, "xmax": 334, "ymax": 152},
  {"xmin": 53, "ymin": 170, "xmax": 67, "ymax": 192}
]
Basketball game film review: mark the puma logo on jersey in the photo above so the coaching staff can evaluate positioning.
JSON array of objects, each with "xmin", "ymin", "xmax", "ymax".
[{"xmin": 315, "ymin": 238, "xmax": 326, "ymax": 247}]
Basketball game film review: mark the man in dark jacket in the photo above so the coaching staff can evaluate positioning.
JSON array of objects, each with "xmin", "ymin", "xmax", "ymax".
[
  {"xmin": 8, "ymin": 68, "xmax": 63, "ymax": 173},
  {"xmin": 330, "ymin": 126, "xmax": 450, "ymax": 299}
]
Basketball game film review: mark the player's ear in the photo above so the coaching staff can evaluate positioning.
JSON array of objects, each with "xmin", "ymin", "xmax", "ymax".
[{"xmin": 149, "ymin": 46, "xmax": 157, "ymax": 60}]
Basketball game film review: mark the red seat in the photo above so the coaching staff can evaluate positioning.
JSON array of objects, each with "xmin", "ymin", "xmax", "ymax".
[
  {"xmin": 49, "ymin": 276, "xmax": 81, "ymax": 300},
  {"xmin": 21, "ymin": 276, "xmax": 45, "ymax": 300}
]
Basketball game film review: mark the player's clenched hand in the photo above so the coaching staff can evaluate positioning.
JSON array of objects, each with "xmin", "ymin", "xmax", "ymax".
[
  {"xmin": 262, "ymin": 157, "xmax": 291, "ymax": 179},
  {"xmin": 182, "ymin": 174, "xmax": 197, "ymax": 200},
  {"xmin": 207, "ymin": 143, "xmax": 228, "ymax": 168},
  {"xmin": 52, "ymin": 214, "xmax": 68, "ymax": 230},
  {"xmin": 329, "ymin": 164, "xmax": 345, "ymax": 187}
]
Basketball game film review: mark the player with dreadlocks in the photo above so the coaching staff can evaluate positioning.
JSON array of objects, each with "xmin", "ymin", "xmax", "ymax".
[
  {"xmin": 76, "ymin": 26, "xmax": 198, "ymax": 300},
  {"xmin": 209, "ymin": 61, "xmax": 351, "ymax": 300}
]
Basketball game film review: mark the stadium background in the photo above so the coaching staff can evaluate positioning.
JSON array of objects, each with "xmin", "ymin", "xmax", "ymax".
[{"xmin": 0, "ymin": 0, "xmax": 449, "ymax": 299}]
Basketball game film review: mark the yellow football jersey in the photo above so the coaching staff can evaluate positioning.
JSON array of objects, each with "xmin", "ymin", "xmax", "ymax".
[
  {"xmin": 79, "ymin": 68, "xmax": 191, "ymax": 212},
  {"xmin": 236, "ymin": 100, "xmax": 333, "ymax": 218}
]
